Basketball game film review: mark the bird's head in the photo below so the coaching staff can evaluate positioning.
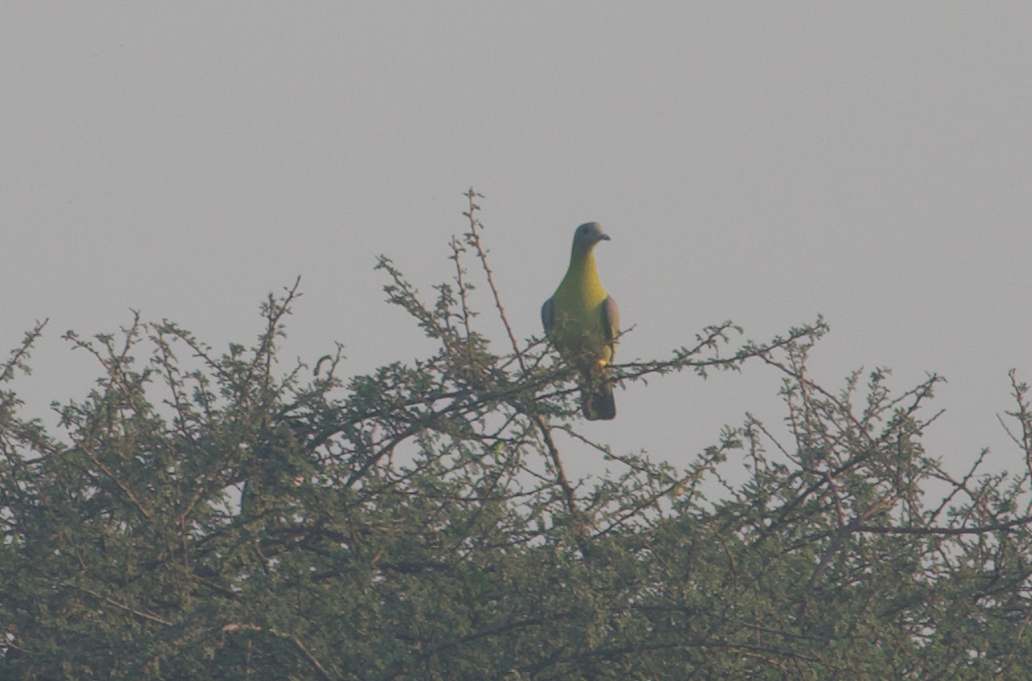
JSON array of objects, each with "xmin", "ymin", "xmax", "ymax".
[{"xmin": 572, "ymin": 222, "xmax": 610, "ymax": 254}]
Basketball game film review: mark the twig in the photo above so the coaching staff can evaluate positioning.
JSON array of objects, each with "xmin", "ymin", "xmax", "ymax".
[
  {"xmin": 463, "ymin": 188, "xmax": 527, "ymax": 375},
  {"xmin": 61, "ymin": 582, "xmax": 172, "ymax": 627}
]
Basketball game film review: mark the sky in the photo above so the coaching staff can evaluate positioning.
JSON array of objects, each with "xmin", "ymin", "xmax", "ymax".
[{"xmin": 2, "ymin": 4, "xmax": 1031, "ymax": 487}]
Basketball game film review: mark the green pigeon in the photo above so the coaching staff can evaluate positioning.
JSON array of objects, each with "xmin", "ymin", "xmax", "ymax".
[{"xmin": 541, "ymin": 222, "xmax": 619, "ymax": 420}]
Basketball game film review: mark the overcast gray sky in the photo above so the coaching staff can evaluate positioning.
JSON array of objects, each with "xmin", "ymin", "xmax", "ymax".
[{"xmin": 3, "ymin": 4, "xmax": 1031, "ymax": 483}]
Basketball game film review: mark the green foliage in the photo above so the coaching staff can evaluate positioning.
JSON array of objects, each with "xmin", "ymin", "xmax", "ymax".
[{"xmin": 2, "ymin": 194, "xmax": 1032, "ymax": 679}]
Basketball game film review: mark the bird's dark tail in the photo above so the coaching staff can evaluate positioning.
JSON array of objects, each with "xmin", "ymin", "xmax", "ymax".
[{"xmin": 583, "ymin": 384, "xmax": 616, "ymax": 421}]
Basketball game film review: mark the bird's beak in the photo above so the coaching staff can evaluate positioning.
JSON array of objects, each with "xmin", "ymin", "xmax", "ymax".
[{"xmin": 599, "ymin": 233, "xmax": 611, "ymax": 242}]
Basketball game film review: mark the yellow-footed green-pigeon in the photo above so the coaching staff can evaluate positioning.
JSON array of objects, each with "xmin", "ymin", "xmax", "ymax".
[{"xmin": 541, "ymin": 222, "xmax": 619, "ymax": 420}]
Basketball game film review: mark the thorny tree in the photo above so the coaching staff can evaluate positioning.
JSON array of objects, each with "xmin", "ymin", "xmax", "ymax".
[{"xmin": 2, "ymin": 192, "xmax": 1032, "ymax": 679}]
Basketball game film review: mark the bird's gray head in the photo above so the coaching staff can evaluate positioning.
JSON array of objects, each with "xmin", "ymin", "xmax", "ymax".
[{"xmin": 572, "ymin": 222, "xmax": 610, "ymax": 249}]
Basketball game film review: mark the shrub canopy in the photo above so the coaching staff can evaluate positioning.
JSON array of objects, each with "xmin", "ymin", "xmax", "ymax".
[{"xmin": 2, "ymin": 195, "xmax": 1032, "ymax": 680}]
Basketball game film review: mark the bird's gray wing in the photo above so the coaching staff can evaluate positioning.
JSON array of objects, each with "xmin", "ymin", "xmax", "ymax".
[
  {"xmin": 601, "ymin": 296, "xmax": 619, "ymax": 342},
  {"xmin": 541, "ymin": 297, "xmax": 555, "ymax": 335}
]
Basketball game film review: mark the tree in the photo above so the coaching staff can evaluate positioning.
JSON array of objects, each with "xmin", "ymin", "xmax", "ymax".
[{"xmin": 2, "ymin": 192, "xmax": 1032, "ymax": 680}]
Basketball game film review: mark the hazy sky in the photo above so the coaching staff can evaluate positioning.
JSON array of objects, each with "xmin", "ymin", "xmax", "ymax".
[{"xmin": 3, "ymin": 4, "xmax": 1031, "ymax": 484}]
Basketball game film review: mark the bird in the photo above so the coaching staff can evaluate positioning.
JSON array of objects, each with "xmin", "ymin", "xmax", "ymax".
[{"xmin": 541, "ymin": 222, "xmax": 619, "ymax": 420}]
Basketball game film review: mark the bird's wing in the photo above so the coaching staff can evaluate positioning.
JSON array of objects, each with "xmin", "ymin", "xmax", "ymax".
[
  {"xmin": 601, "ymin": 296, "xmax": 619, "ymax": 343},
  {"xmin": 541, "ymin": 297, "xmax": 555, "ymax": 335}
]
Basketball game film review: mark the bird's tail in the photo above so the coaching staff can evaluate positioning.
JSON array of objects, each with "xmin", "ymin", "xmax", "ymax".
[{"xmin": 583, "ymin": 383, "xmax": 616, "ymax": 421}]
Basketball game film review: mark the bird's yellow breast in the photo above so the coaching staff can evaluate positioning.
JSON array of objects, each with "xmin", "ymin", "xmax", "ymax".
[{"xmin": 548, "ymin": 254, "xmax": 614, "ymax": 365}]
